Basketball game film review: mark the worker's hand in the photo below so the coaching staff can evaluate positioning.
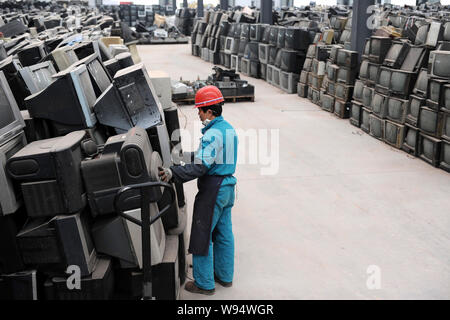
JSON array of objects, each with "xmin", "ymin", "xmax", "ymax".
[{"xmin": 158, "ymin": 166, "xmax": 172, "ymax": 182}]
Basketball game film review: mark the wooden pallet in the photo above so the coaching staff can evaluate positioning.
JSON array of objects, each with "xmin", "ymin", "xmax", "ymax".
[{"xmin": 173, "ymin": 95, "xmax": 255, "ymax": 105}]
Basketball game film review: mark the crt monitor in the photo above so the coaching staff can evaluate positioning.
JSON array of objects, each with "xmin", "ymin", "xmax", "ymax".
[
  {"xmin": 425, "ymin": 21, "xmax": 443, "ymax": 48},
  {"xmin": 269, "ymin": 26, "xmax": 279, "ymax": 46},
  {"xmin": 277, "ymin": 27, "xmax": 286, "ymax": 49},
  {"xmin": 413, "ymin": 68, "xmax": 428, "ymax": 97},
  {"xmin": 0, "ymin": 70, "xmax": 25, "ymax": 147},
  {"xmin": 369, "ymin": 36, "xmax": 391, "ymax": 62},
  {"xmin": 17, "ymin": 41, "xmax": 47, "ymax": 67},
  {"xmin": 74, "ymin": 52, "xmax": 111, "ymax": 97},
  {"xmin": 285, "ymin": 27, "xmax": 311, "ymax": 51},
  {"xmin": 244, "ymin": 42, "xmax": 259, "ymax": 61},
  {"xmin": 383, "ymin": 42, "xmax": 410, "ymax": 68},
  {"xmin": 16, "ymin": 212, "xmax": 96, "ymax": 277},
  {"xmin": 18, "ymin": 61, "xmax": 57, "ymax": 94},
  {"xmin": 415, "ymin": 24, "xmax": 429, "ymax": 45},
  {"xmin": 6, "ymin": 130, "xmax": 91, "ymax": 217},
  {"xmin": 238, "ymin": 38, "xmax": 248, "ymax": 57},
  {"xmin": 419, "ymin": 107, "xmax": 439, "ymax": 136},
  {"xmin": 359, "ymin": 60, "xmax": 369, "ymax": 80},
  {"xmin": 353, "ymin": 80, "xmax": 364, "ymax": 102},
  {"xmin": 390, "ymin": 70, "xmax": 415, "ymax": 96},
  {"xmin": 24, "ymin": 64, "xmax": 98, "ymax": 136},
  {"xmin": 262, "ymin": 25, "xmax": 271, "ymax": 43},
  {"xmin": 400, "ymin": 46, "xmax": 427, "ymax": 72},
  {"xmin": 430, "ymin": 51, "xmax": 450, "ymax": 79},
  {"xmin": 50, "ymin": 46, "xmax": 79, "ymax": 72},
  {"xmin": 268, "ymin": 46, "xmax": 278, "ymax": 65},
  {"xmin": 280, "ymin": 49, "xmax": 305, "ymax": 73},
  {"xmin": 112, "ymin": 63, "xmax": 163, "ymax": 130},
  {"xmin": 377, "ymin": 67, "xmax": 392, "ymax": 90},
  {"xmin": 387, "ymin": 97, "xmax": 408, "ymax": 123},
  {"xmin": 258, "ymin": 44, "xmax": 269, "ymax": 64}
]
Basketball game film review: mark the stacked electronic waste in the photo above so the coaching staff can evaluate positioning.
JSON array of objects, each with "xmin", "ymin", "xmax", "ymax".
[
  {"xmin": 349, "ymin": 7, "xmax": 450, "ymax": 172},
  {"xmin": 191, "ymin": 7, "xmax": 362, "ymax": 95},
  {"xmin": 0, "ymin": 4, "xmax": 187, "ymax": 300}
]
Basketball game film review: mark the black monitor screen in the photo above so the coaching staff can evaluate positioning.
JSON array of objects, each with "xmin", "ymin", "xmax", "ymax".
[
  {"xmin": 433, "ymin": 52, "xmax": 450, "ymax": 78},
  {"xmin": 0, "ymin": 85, "xmax": 15, "ymax": 130}
]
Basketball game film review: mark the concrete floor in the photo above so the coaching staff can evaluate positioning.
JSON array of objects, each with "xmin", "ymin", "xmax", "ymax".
[{"xmin": 138, "ymin": 44, "xmax": 450, "ymax": 300}]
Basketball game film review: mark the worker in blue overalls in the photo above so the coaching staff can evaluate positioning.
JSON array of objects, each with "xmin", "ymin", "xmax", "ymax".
[{"xmin": 159, "ymin": 85, "xmax": 238, "ymax": 295}]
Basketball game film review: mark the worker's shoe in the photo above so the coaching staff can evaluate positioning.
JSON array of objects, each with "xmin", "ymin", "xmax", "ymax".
[
  {"xmin": 214, "ymin": 274, "xmax": 233, "ymax": 288},
  {"xmin": 184, "ymin": 281, "xmax": 215, "ymax": 295}
]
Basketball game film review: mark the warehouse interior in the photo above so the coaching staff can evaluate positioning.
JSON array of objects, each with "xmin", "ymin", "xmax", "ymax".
[{"xmin": 0, "ymin": 0, "xmax": 449, "ymax": 301}]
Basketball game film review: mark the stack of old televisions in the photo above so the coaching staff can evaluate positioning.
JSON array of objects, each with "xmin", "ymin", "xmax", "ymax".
[
  {"xmin": 350, "ymin": 19, "xmax": 450, "ymax": 172},
  {"xmin": 300, "ymin": 34, "xmax": 331, "ymax": 106},
  {"xmin": 0, "ymin": 7, "xmax": 187, "ymax": 300}
]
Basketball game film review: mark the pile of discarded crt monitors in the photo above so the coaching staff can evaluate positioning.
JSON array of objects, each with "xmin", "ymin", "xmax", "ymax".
[
  {"xmin": 171, "ymin": 66, "xmax": 255, "ymax": 104},
  {"xmin": 101, "ymin": 5, "xmax": 190, "ymax": 45},
  {"xmin": 0, "ymin": 2, "xmax": 187, "ymax": 300}
]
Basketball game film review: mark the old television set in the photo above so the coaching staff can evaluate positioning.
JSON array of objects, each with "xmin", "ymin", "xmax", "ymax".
[
  {"xmin": 339, "ymin": 29, "xmax": 351, "ymax": 44},
  {"xmin": 441, "ymin": 112, "xmax": 450, "ymax": 141},
  {"xmin": 369, "ymin": 114, "xmax": 385, "ymax": 140},
  {"xmin": 371, "ymin": 92, "xmax": 388, "ymax": 119},
  {"xmin": 280, "ymin": 71, "xmax": 299, "ymax": 94},
  {"xmin": 352, "ymin": 80, "xmax": 364, "ymax": 103},
  {"xmin": 429, "ymin": 51, "xmax": 450, "ymax": 79},
  {"xmin": 244, "ymin": 42, "xmax": 259, "ymax": 61},
  {"xmin": 360, "ymin": 107, "xmax": 371, "ymax": 133},
  {"xmin": 384, "ymin": 120, "xmax": 405, "ymax": 148},
  {"xmin": 0, "ymin": 72, "xmax": 26, "ymax": 217},
  {"xmin": 230, "ymin": 37, "xmax": 240, "ymax": 55},
  {"xmin": 302, "ymin": 57, "xmax": 313, "ymax": 72},
  {"xmin": 18, "ymin": 61, "xmax": 56, "ymax": 94},
  {"xmin": 92, "ymin": 207, "xmax": 166, "ymax": 269},
  {"xmin": 412, "ymin": 68, "xmax": 429, "ymax": 97},
  {"xmin": 350, "ymin": 101, "xmax": 363, "ymax": 127},
  {"xmin": 16, "ymin": 213, "xmax": 97, "ymax": 277},
  {"xmin": 94, "ymin": 64, "xmax": 162, "ymax": 132},
  {"xmin": 224, "ymin": 37, "xmax": 234, "ymax": 54},
  {"xmin": 336, "ymin": 49, "xmax": 358, "ymax": 68},
  {"xmin": 17, "ymin": 41, "xmax": 47, "ymax": 67},
  {"xmin": 362, "ymin": 38, "xmax": 371, "ymax": 59},
  {"xmin": 415, "ymin": 24, "xmax": 429, "ymax": 45},
  {"xmin": 390, "ymin": 69, "xmax": 416, "ymax": 97},
  {"xmin": 402, "ymin": 124, "xmax": 419, "ymax": 155},
  {"xmin": 280, "ymin": 49, "xmax": 305, "ymax": 73},
  {"xmin": 425, "ymin": 21, "xmax": 444, "ymax": 48},
  {"xmin": 369, "ymin": 36, "xmax": 391, "ymax": 63},
  {"xmin": 443, "ymin": 84, "xmax": 450, "ymax": 113},
  {"xmin": 383, "ymin": 41, "xmax": 410, "ymax": 69},
  {"xmin": 386, "ymin": 96, "xmax": 408, "ymax": 124},
  {"xmin": 238, "ymin": 37, "xmax": 248, "ymax": 57},
  {"xmin": 400, "ymin": 46, "xmax": 427, "ymax": 72},
  {"xmin": 322, "ymin": 29, "xmax": 334, "ymax": 45},
  {"xmin": 285, "ymin": 27, "xmax": 310, "ymax": 51},
  {"xmin": 440, "ymin": 140, "xmax": 450, "ymax": 172},
  {"xmin": 362, "ymin": 85, "xmax": 374, "ymax": 108},
  {"xmin": 24, "ymin": 64, "xmax": 97, "ymax": 136},
  {"xmin": 258, "ymin": 43, "xmax": 271, "ymax": 64},
  {"xmin": 74, "ymin": 53, "xmax": 112, "ymax": 97},
  {"xmin": 306, "ymin": 44, "xmax": 316, "ymax": 58},
  {"xmin": 359, "ymin": 60, "xmax": 370, "ymax": 81},
  {"xmin": 269, "ymin": 26, "xmax": 279, "ymax": 46},
  {"xmin": 6, "ymin": 131, "xmax": 91, "ymax": 217},
  {"xmin": 272, "ymin": 67, "xmax": 281, "ymax": 87},
  {"xmin": 335, "ymin": 83, "xmax": 353, "ymax": 102},
  {"xmin": 407, "ymin": 95, "xmax": 424, "ymax": 127},
  {"xmin": 320, "ymin": 92, "xmax": 335, "ymax": 113},
  {"xmin": 336, "ymin": 67, "xmax": 356, "ymax": 85},
  {"xmin": 368, "ymin": 63, "xmax": 380, "ymax": 85},
  {"xmin": 49, "ymin": 46, "xmax": 79, "ymax": 72},
  {"xmin": 261, "ymin": 24, "xmax": 271, "ymax": 43},
  {"xmin": 376, "ymin": 67, "xmax": 391, "ymax": 95},
  {"xmin": 327, "ymin": 64, "xmax": 339, "ymax": 82},
  {"xmin": 418, "ymin": 107, "xmax": 443, "ymax": 138},
  {"xmin": 250, "ymin": 24, "xmax": 266, "ymax": 42},
  {"xmin": 240, "ymin": 23, "xmax": 250, "ymax": 39},
  {"xmin": 427, "ymin": 78, "xmax": 447, "ymax": 109},
  {"xmin": 418, "ymin": 132, "xmax": 441, "ymax": 167},
  {"xmin": 276, "ymin": 27, "xmax": 286, "ymax": 49}
]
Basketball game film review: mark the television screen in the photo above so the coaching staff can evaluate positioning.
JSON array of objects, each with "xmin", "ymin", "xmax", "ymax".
[
  {"xmin": 353, "ymin": 80, "xmax": 364, "ymax": 102},
  {"xmin": 241, "ymin": 23, "xmax": 250, "ymax": 39},
  {"xmin": 258, "ymin": 44, "xmax": 269, "ymax": 64},
  {"xmin": 371, "ymin": 93, "xmax": 388, "ymax": 117},
  {"xmin": 280, "ymin": 49, "xmax": 304, "ymax": 73},
  {"xmin": 359, "ymin": 60, "xmax": 370, "ymax": 81},
  {"xmin": 390, "ymin": 70, "xmax": 414, "ymax": 96},
  {"xmin": 419, "ymin": 107, "xmax": 439, "ymax": 135},
  {"xmin": 0, "ymin": 71, "xmax": 25, "ymax": 146},
  {"xmin": 387, "ymin": 97, "xmax": 407, "ymax": 123},
  {"xmin": 444, "ymin": 85, "xmax": 450, "ymax": 112},
  {"xmin": 238, "ymin": 38, "xmax": 248, "ymax": 57},
  {"xmin": 442, "ymin": 113, "xmax": 450, "ymax": 140},
  {"xmin": 413, "ymin": 68, "xmax": 428, "ymax": 96},
  {"xmin": 369, "ymin": 115, "xmax": 384, "ymax": 139},
  {"xmin": 400, "ymin": 46, "xmax": 426, "ymax": 72},
  {"xmin": 383, "ymin": 42, "xmax": 409, "ymax": 68},
  {"xmin": 336, "ymin": 49, "xmax": 358, "ymax": 68},
  {"xmin": 428, "ymin": 79, "xmax": 445, "ymax": 103},
  {"xmin": 17, "ymin": 41, "xmax": 46, "ymax": 67},
  {"xmin": 415, "ymin": 24, "xmax": 429, "ymax": 45},
  {"xmin": 244, "ymin": 42, "xmax": 259, "ymax": 61},
  {"xmin": 269, "ymin": 26, "xmax": 279, "ymax": 46},
  {"xmin": 363, "ymin": 39, "xmax": 370, "ymax": 57},
  {"xmin": 419, "ymin": 133, "xmax": 440, "ymax": 166},
  {"xmin": 262, "ymin": 25, "xmax": 271, "ymax": 43},
  {"xmin": 407, "ymin": 95, "xmax": 423, "ymax": 126},
  {"xmin": 303, "ymin": 58, "xmax": 312, "ymax": 72},
  {"xmin": 277, "ymin": 27, "xmax": 286, "ymax": 49},
  {"xmin": 377, "ymin": 68, "xmax": 391, "ymax": 88},
  {"xmin": 285, "ymin": 27, "xmax": 310, "ymax": 51},
  {"xmin": 431, "ymin": 51, "xmax": 450, "ymax": 79},
  {"xmin": 362, "ymin": 86, "xmax": 373, "ymax": 108},
  {"xmin": 368, "ymin": 63, "xmax": 380, "ymax": 83},
  {"xmin": 370, "ymin": 36, "xmax": 391, "ymax": 62}
]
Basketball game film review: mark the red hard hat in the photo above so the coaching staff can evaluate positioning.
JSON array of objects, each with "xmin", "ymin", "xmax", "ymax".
[{"xmin": 194, "ymin": 85, "xmax": 224, "ymax": 108}]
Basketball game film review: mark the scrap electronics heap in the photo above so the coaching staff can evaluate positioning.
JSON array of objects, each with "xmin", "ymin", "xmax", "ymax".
[
  {"xmin": 172, "ymin": 66, "xmax": 255, "ymax": 103},
  {"xmin": 0, "ymin": 1, "xmax": 187, "ymax": 300},
  {"xmin": 192, "ymin": 3, "xmax": 450, "ymax": 173}
]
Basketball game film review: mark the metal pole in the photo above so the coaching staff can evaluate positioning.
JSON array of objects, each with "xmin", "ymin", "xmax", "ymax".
[
  {"xmin": 141, "ymin": 188, "xmax": 152, "ymax": 300},
  {"xmin": 220, "ymin": 0, "xmax": 228, "ymax": 11},
  {"xmin": 173, "ymin": 0, "xmax": 177, "ymax": 11},
  {"xmin": 261, "ymin": 0, "xmax": 273, "ymax": 25},
  {"xmin": 183, "ymin": 0, "xmax": 188, "ymax": 8},
  {"xmin": 350, "ymin": 0, "xmax": 374, "ymax": 60},
  {"xmin": 198, "ymin": 0, "xmax": 204, "ymax": 18}
]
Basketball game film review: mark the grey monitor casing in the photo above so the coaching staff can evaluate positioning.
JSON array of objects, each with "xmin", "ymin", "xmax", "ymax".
[{"xmin": 19, "ymin": 61, "xmax": 57, "ymax": 94}]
